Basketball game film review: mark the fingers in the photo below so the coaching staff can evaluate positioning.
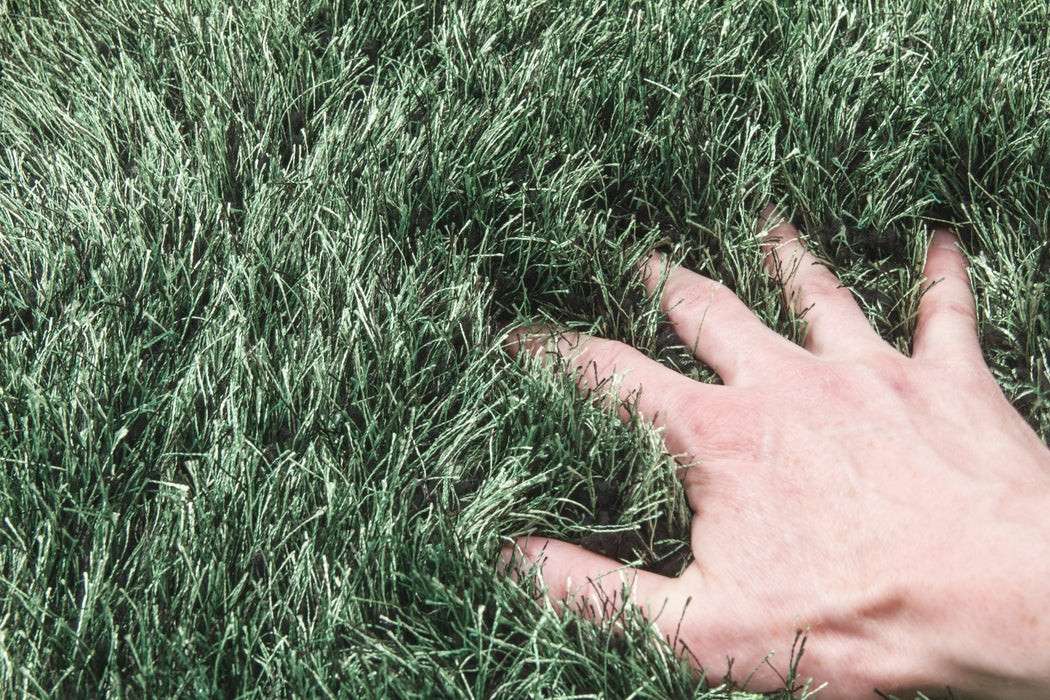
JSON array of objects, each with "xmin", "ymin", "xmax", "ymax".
[
  {"xmin": 500, "ymin": 537, "xmax": 678, "ymax": 624},
  {"xmin": 912, "ymin": 229, "xmax": 982, "ymax": 364},
  {"xmin": 640, "ymin": 253, "xmax": 807, "ymax": 384},
  {"xmin": 507, "ymin": 328, "xmax": 733, "ymax": 459},
  {"xmin": 760, "ymin": 207, "xmax": 883, "ymax": 355},
  {"xmin": 500, "ymin": 538, "xmax": 773, "ymax": 688},
  {"xmin": 501, "ymin": 537, "xmax": 726, "ymax": 676}
]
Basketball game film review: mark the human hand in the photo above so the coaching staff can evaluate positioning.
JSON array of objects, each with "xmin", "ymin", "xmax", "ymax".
[{"xmin": 503, "ymin": 208, "xmax": 1050, "ymax": 699}]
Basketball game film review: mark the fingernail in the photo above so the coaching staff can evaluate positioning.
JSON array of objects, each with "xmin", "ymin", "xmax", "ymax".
[
  {"xmin": 499, "ymin": 539, "xmax": 540, "ymax": 581},
  {"xmin": 502, "ymin": 324, "xmax": 557, "ymax": 357},
  {"xmin": 636, "ymin": 252, "xmax": 661, "ymax": 285},
  {"xmin": 756, "ymin": 205, "xmax": 788, "ymax": 242},
  {"xmin": 498, "ymin": 544, "xmax": 520, "ymax": 579},
  {"xmin": 930, "ymin": 229, "xmax": 962, "ymax": 250},
  {"xmin": 501, "ymin": 328, "xmax": 529, "ymax": 356}
]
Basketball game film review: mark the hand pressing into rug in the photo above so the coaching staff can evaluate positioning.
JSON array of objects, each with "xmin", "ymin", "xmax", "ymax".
[{"xmin": 503, "ymin": 207, "xmax": 1050, "ymax": 699}]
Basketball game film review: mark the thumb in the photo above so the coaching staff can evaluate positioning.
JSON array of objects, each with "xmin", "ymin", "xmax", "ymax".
[{"xmin": 500, "ymin": 536, "xmax": 676, "ymax": 624}]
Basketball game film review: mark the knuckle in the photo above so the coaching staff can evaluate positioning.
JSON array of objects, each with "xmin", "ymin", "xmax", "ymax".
[
  {"xmin": 937, "ymin": 297, "xmax": 977, "ymax": 323},
  {"xmin": 914, "ymin": 294, "xmax": 978, "ymax": 340},
  {"xmin": 667, "ymin": 275, "xmax": 722, "ymax": 313},
  {"xmin": 571, "ymin": 340, "xmax": 630, "ymax": 389},
  {"xmin": 675, "ymin": 393, "xmax": 759, "ymax": 457},
  {"xmin": 865, "ymin": 354, "xmax": 914, "ymax": 399},
  {"xmin": 806, "ymin": 274, "xmax": 854, "ymax": 303}
]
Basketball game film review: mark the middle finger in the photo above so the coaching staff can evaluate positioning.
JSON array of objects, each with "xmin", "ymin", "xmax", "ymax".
[{"xmin": 760, "ymin": 207, "xmax": 885, "ymax": 356}]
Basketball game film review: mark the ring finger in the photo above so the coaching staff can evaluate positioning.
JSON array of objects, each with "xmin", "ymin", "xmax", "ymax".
[
  {"xmin": 640, "ymin": 253, "xmax": 808, "ymax": 385},
  {"xmin": 508, "ymin": 327, "xmax": 739, "ymax": 461},
  {"xmin": 760, "ymin": 207, "xmax": 886, "ymax": 356}
]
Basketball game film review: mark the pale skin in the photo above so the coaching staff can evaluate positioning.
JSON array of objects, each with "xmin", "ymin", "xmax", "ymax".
[{"xmin": 503, "ymin": 208, "xmax": 1050, "ymax": 699}]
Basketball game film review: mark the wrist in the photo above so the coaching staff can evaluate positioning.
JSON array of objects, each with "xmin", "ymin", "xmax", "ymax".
[{"xmin": 909, "ymin": 495, "xmax": 1050, "ymax": 699}]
